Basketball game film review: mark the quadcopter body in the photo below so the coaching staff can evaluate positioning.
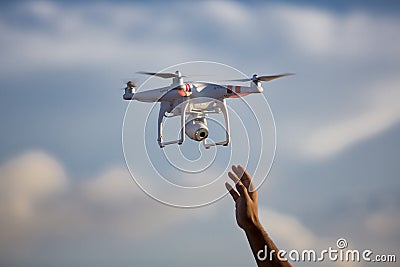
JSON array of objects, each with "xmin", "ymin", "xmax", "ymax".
[{"xmin": 123, "ymin": 71, "xmax": 292, "ymax": 148}]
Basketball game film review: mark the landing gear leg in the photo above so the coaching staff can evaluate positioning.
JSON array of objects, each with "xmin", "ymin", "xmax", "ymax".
[
  {"xmin": 203, "ymin": 99, "xmax": 230, "ymax": 148},
  {"xmin": 158, "ymin": 101, "xmax": 188, "ymax": 147}
]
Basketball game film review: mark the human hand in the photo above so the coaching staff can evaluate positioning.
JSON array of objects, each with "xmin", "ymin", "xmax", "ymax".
[
  {"xmin": 226, "ymin": 166, "xmax": 292, "ymax": 267},
  {"xmin": 225, "ymin": 165, "xmax": 260, "ymax": 231}
]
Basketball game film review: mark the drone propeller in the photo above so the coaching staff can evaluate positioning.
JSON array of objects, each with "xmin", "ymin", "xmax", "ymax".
[
  {"xmin": 228, "ymin": 73, "xmax": 294, "ymax": 82},
  {"xmin": 137, "ymin": 71, "xmax": 186, "ymax": 79}
]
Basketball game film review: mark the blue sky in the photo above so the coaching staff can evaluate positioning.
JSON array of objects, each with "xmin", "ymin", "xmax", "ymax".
[{"xmin": 0, "ymin": 1, "xmax": 399, "ymax": 266}]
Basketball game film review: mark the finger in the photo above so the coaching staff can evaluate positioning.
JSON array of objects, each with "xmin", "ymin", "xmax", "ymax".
[
  {"xmin": 228, "ymin": 170, "xmax": 240, "ymax": 184},
  {"xmin": 232, "ymin": 165, "xmax": 250, "ymax": 189},
  {"xmin": 235, "ymin": 180, "xmax": 249, "ymax": 199},
  {"xmin": 228, "ymin": 170, "xmax": 249, "ymax": 198},
  {"xmin": 225, "ymin": 182, "xmax": 239, "ymax": 201},
  {"xmin": 237, "ymin": 165, "xmax": 255, "ymax": 192},
  {"xmin": 235, "ymin": 165, "xmax": 257, "ymax": 201}
]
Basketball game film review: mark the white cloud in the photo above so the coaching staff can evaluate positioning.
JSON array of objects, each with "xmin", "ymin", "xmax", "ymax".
[
  {"xmin": 0, "ymin": 1, "xmax": 206, "ymax": 76},
  {"xmin": 260, "ymin": 208, "xmax": 318, "ymax": 250},
  {"xmin": 298, "ymin": 78, "xmax": 400, "ymax": 159},
  {"xmin": 273, "ymin": 5, "xmax": 337, "ymax": 55},
  {"xmin": 82, "ymin": 167, "xmax": 140, "ymax": 205},
  {"xmin": 0, "ymin": 151, "xmax": 66, "ymax": 223},
  {"xmin": 270, "ymin": 4, "xmax": 400, "ymax": 59},
  {"xmin": 0, "ymin": 151, "xmax": 67, "ymax": 250},
  {"xmin": 201, "ymin": 1, "xmax": 251, "ymax": 34},
  {"xmin": 0, "ymin": 150, "xmax": 210, "ymax": 251},
  {"xmin": 1, "ymin": 1, "xmax": 399, "ymax": 77},
  {"xmin": 365, "ymin": 209, "xmax": 400, "ymax": 240}
]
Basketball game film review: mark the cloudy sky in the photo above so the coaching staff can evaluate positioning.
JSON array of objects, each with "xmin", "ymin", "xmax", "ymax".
[{"xmin": 0, "ymin": 1, "xmax": 399, "ymax": 266}]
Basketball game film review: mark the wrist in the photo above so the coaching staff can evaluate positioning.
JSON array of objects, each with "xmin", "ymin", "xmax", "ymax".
[{"xmin": 242, "ymin": 217, "xmax": 263, "ymax": 233}]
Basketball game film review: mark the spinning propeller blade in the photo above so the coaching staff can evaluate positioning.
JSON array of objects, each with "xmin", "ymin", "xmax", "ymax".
[
  {"xmin": 226, "ymin": 73, "xmax": 294, "ymax": 82},
  {"xmin": 137, "ymin": 71, "xmax": 186, "ymax": 79},
  {"xmin": 257, "ymin": 73, "xmax": 295, "ymax": 82}
]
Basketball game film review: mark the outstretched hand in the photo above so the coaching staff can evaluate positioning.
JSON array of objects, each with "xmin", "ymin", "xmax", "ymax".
[
  {"xmin": 225, "ymin": 165, "xmax": 292, "ymax": 267},
  {"xmin": 225, "ymin": 165, "xmax": 260, "ymax": 231}
]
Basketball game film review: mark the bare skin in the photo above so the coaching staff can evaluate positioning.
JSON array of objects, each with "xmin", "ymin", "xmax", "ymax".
[{"xmin": 225, "ymin": 165, "xmax": 292, "ymax": 267}]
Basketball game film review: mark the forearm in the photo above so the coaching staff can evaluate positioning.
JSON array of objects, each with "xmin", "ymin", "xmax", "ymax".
[{"xmin": 244, "ymin": 221, "xmax": 292, "ymax": 267}]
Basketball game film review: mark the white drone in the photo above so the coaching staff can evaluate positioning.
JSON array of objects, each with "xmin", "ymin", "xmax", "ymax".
[{"xmin": 123, "ymin": 71, "xmax": 292, "ymax": 148}]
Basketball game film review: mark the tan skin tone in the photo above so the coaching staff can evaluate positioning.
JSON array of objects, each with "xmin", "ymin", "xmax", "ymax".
[{"xmin": 225, "ymin": 165, "xmax": 292, "ymax": 267}]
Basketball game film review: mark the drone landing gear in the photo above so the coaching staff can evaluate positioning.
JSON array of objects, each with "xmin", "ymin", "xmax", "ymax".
[
  {"xmin": 157, "ymin": 101, "xmax": 188, "ymax": 148},
  {"xmin": 157, "ymin": 99, "xmax": 230, "ymax": 148},
  {"xmin": 202, "ymin": 99, "xmax": 230, "ymax": 149}
]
